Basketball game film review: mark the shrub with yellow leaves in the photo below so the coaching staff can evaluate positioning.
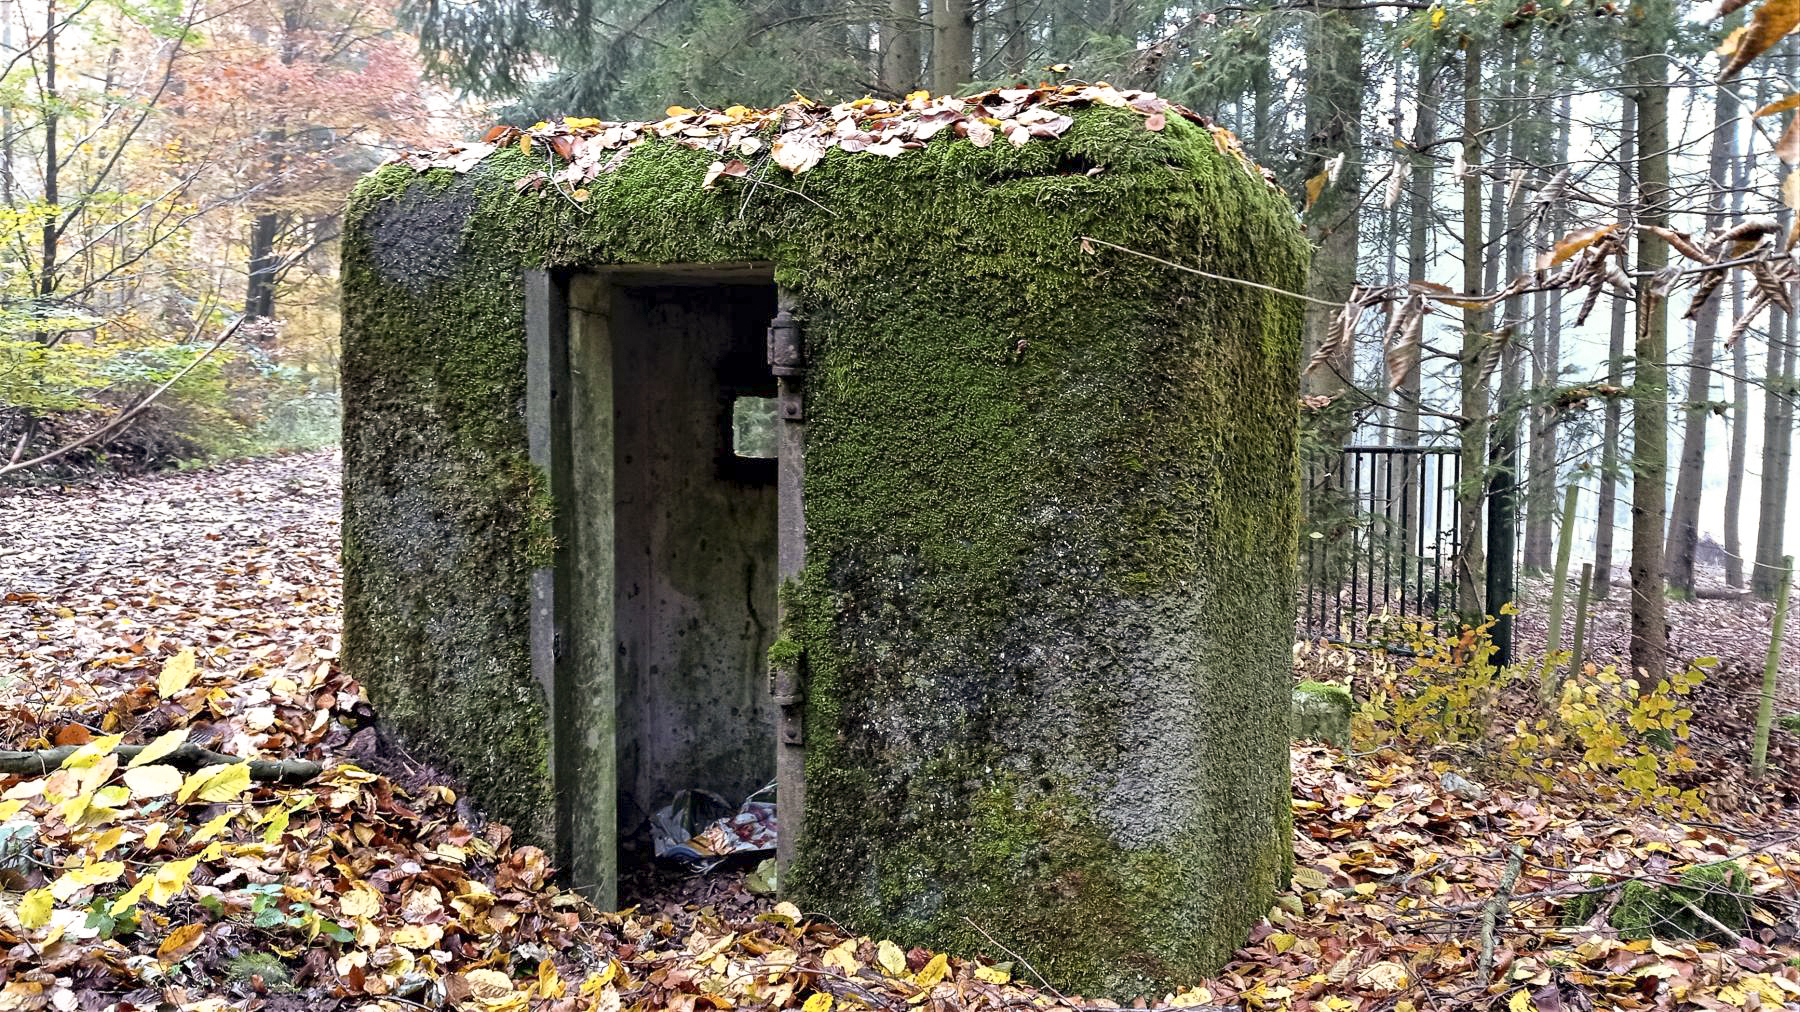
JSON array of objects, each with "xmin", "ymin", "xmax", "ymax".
[{"xmin": 1355, "ymin": 612, "xmax": 1711, "ymax": 815}]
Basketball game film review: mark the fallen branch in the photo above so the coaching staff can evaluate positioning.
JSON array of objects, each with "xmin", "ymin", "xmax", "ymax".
[
  {"xmin": 1678, "ymin": 897, "xmax": 1746, "ymax": 945},
  {"xmin": 0, "ymin": 742, "xmax": 321, "ymax": 785},
  {"xmin": 1477, "ymin": 843, "xmax": 1525, "ymax": 982}
]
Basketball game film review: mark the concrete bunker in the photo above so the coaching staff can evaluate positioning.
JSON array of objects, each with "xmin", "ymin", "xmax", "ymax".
[{"xmin": 342, "ymin": 90, "xmax": 1308, "ymax": 996}]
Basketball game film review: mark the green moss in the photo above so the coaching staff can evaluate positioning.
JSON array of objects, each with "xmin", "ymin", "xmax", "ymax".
[
  {"xmin": 766, "ymin": 637, "xmax": 803, "ymax": 669},
  {"xmin": 343, "ymin": 104, "xmax": 1304, "ymax": 994},
  {"xmin": 221, "ymin": 952, "xmax": 294, "ymax": 992},
  {"xmin": 1563, "ymin": 863, "xmax": 1755, "ymax": 943},
  {"xmin": 1291, "ymin": 680, "xmax": 1353, "ymax": 747},
  {"xmin": 1777, "ymin": 713, "xmax": 1800, "ymax": 735}
]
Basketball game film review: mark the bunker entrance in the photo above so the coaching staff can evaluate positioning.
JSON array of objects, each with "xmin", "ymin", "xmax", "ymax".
[{"xmin": 544, "ymin": 266, "xmax": 787, "ymax": 903}]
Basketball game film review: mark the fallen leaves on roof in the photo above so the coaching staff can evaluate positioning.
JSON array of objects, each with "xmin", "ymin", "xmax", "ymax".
[{"xmin": 384, "ymin": 85, "xmax": 1278, "ymax": 196}]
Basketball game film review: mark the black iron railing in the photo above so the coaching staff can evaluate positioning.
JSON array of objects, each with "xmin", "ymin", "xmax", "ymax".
[{"xmin": 1300, "ymin": 445, "xmax": 1461, "ymax": 645}]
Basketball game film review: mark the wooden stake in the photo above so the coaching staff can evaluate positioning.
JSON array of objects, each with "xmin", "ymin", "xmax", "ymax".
[
  {"xmin": 1566, "ymin": 562, "xmax": 1593, "ymax": 695},
  {"xmin": 1752, "ymin": 555, "xmax": 1792, "ymax": 780},
  {"xmin": 1542, "ymin": 483, "xmax": 1581, "ymax": 702}
]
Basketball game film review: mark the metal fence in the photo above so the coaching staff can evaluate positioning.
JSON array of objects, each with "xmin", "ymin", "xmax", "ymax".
[{"xmin": 1299, "ymin": 446, "xmax": 1462, "ymax": 645}]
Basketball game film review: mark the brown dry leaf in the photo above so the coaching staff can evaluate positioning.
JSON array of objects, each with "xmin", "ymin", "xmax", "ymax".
[
  {"xmin": 1548, "ymin": 224, "xmax": 1618, "ymax": 267},
  {"xmin": 1720, "ymin": 0, "xmax": 1800, "ymax": 79},
  {"xmin": 1755, "ymin": 92, "xmax": 1800, "ymax": 117}
]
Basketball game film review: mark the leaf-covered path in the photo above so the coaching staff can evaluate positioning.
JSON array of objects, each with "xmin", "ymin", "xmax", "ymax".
[{"xmin": 3, "ymin": 453, "xmax": 1800, "ymax": 1012}]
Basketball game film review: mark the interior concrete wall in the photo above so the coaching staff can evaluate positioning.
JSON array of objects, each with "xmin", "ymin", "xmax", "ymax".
[{"xmin": 606, "ymin": 281, "xmax": 780, "ymax": 835}]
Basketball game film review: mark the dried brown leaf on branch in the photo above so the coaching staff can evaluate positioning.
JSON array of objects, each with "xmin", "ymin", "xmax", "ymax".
[
  {"xmin": 1541, "ymin": 224, "xmax": 1618, "ymax": 270},
  {"xmin": 1382, "ymin": 294, "xmax": 1425, "ymax": 392},
  {"xmin": 1718, "ymin": 0, "xmax": 1800, "ymax": 79}
]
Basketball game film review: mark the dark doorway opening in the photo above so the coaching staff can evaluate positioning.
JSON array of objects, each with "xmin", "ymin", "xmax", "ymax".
[
  {"xmin": 609, "ymin": 279, "xmax": 780, "ymax": 835},
  {"xmin": 539, "ymin": 266, "xmax": 781, "ymax": 906}
]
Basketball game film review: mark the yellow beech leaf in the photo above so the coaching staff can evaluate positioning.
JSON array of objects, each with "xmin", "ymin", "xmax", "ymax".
[
  {"xmin": 974, "ymin": 964, "xmax": 1011, "ymax": 984},
  {"xmin": 1268, "ymin": 932, "xmax": 1298, "ymax": 953},
  {"xmin": 123, "ymin": 765, "xmax": 183, "ymax": 799},
  {"xmin": 187, "ymin": 812, "xmax": 231, "ymax": 845},
  {"xmin": 824, "ymin": 940, "xmax": 860, "ymax": 975},
  {"xmin": 158, "ymin": 922, "xmax": 206, "ymax": 963},
  {"xmin": 60, "ymin": 734, "xmax": 124, "ymax": 770},
  {"xmin": 1508, "ymin": 988, "xmax": 1532, "ymax": 1012},
  {"xmin": 128, "ymin": 729, "xmax": 189, "ymax": 768},
  {"xmin": 18, "ymin": 888, "xmax": 52, "ymax": 930},
  {"xmin": 181, "ymin": 762, "xmax": 252, "ymax": 804},
  {"xmin": 1291, "ymin": 866, "xmax": 1330, "ymax": 890},
  {"xmin": 157, "ymin": 649, "xmax": 197, "ymax": 699},
  {"xmin": 340, "ymin": 884, "xmax": 381, "ymax": 920},
  {"xmin": 145, "ymin": 856, "xmax": 199, "ymax": 906},
  {"xmin": 50, "ymin": 860, "xmax": 125, "ymax": 900},
  {"xmin": 1304, "ymin": 169, "xmax": 1329, "ymax": 211},
  {"xmin": 876, "ymin": 940, "xmax": 907, "ymax": 976},
  {"xmin": 665, "ymin": 105, "xmax": 696, "ymax": 118},
  {"xmin": 802, "ymin": 993, "xmax": 834, "ymax": 1012},
  {"xmin": 913, "ymin": 953, "xmax": 949, "ymax": 988},
  {"xmin": 393, "ymin": 922, "xmax": 444, "ymax": 949},
  {"xmin": 110, "ymin": 877, "xmax": 150, "ymax": 916}
]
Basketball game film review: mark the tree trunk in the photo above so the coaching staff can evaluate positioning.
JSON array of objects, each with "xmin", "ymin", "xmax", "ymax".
[
  {"xmin": 883, "ymin": 0, "xmax": 922, "ymax": 94},
  {"xmin": 1458, "ymin": 38, "xmax": 1488, "ymax": 618},
  {"xmin": 1488, "ymin": 37, "xmax": 1525, "ymax": 651},
  {"xmin": 999, "ymin": 0, "xmax": 1027, "ymax": 81},
  {"xmin": 1726, "ymin": 88, "xmax": 1753, "ymax": 589},
  {"xmin": 1300, "ymin": 0, "xmax": 1365, "ymax": 450},
  {"xmin": 1592, "ymin": 89, "xmax": 1634, "ymax": 601},
  {"xmin": 1401, "ymin": 38, "xmax": 1435, "ymax": 451},
  {"xmin": 1754, "ymin": 314, "xmax": 1795, "ymax": 598},
  {"xmin": 1523, "ymin": 85, "xmax": 1568, "ymax": 576},
  {"xmin": 928, "ymin": 0, "xmax": 973, "ymax": 95},
  {"xmin": 1666, "ymin": 84, "xmax": 1734, "ymax": 598},
  {"xmin": 245, "ymin": 212, "xmax": 280, "ymax": 320},
  {"xmin": 37, "ymin": 0, "xmax": 57, "ymax": 309},
  {"xmin": 1628, "ymin": 0, "xmax": 1671, "ymax": 685}
]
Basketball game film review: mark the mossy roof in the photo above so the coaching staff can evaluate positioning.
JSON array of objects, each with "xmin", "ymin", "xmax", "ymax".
[{"xmin": 383, "ymin": 84, "xmax": 1282, "ymax": 206}]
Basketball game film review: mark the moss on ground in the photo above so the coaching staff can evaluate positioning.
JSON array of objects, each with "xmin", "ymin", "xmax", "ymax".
[
  {"xmin": 342, "ymin": 104, "xmax": 1306, "ymax": 996},
  {"xmin": 1562, "ymin": 862, "xmax": 1756, "ymax": 943},
  {"xmin": 1291, "ymin": 680, "xmax": 1353, "ymax": 746}
]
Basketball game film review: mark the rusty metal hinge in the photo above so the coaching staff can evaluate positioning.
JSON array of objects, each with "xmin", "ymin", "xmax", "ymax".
[{"xmin": 769, "ymin": 654, "xmax": 805, "ymax": 746}]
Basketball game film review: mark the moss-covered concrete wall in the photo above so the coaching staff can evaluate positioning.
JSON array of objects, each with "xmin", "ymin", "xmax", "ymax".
[{"xmin": 342, "ymin": 104, "xmax": 1306, "ymax": 997}]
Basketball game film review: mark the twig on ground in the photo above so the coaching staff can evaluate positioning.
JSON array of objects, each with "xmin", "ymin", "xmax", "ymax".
[{"xmin": 1477, "ymin": 843, "xmax": 1526, "ymax": 982}]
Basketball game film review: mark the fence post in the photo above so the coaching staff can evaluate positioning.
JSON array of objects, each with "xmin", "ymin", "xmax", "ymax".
[
  {"xmin": 1751, "ymin": 556, "xmax": 1793, "ymax": 781},
  {"xmin": 1564, "ymin": 562, "xmax": 1593, "ymax": 698},
  {"xmin": 1545, "ymin": 483, "xmax": 1582, "ymax": 656},
  {"xmin": 1485, "ymin": 430, "xmax": 1518, "ymax": 667}
]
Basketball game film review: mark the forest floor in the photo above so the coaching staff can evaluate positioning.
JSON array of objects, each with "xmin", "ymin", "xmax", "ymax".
[{"xmin": 1, "ymin": 451, "xmax": 1799, "ymax": 1011}]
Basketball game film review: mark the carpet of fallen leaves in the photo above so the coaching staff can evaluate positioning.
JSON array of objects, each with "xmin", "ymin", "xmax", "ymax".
[{"xmin": 2, "ymin": 451, "xmax": 1799, "ymax": 1012}]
